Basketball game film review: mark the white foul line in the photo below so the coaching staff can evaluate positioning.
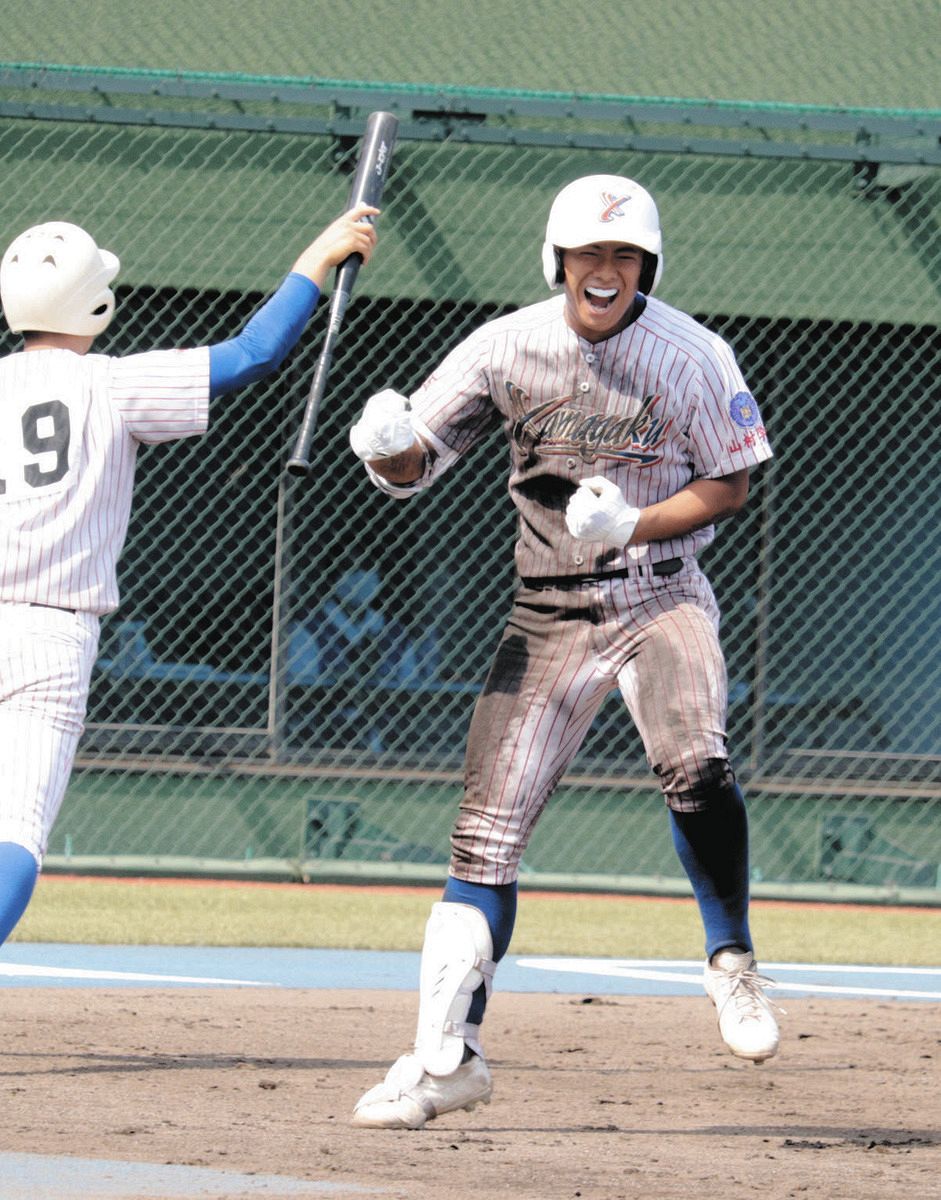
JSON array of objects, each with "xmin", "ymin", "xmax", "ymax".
[
  {"xmin": 0, "ymin": 962, "xmax": 273, "ymax": 987},
  {"xmin": 514, "ymin": 958, "xmax": 941, "ymax": 1001}
]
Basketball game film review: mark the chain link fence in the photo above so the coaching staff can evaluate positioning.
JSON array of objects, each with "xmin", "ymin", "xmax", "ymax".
[
  {"xmin": 1, "ymin": 67, "xmax": 939, "ymax": 900},
  {"xmin": 0, "ymin": 1, "xmax": 937, "ymax": 112}
]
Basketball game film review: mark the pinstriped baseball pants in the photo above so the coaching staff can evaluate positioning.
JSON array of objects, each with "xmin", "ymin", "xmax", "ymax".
[
  {"xmin": 0, "ymin": 605, "xmax": 100, "ymax": 864},
  {"xmin": 452, "ymin": 561, "xmax": 732, "ymax": 884}
]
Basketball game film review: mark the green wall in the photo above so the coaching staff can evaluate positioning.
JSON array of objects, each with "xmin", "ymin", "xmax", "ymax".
[{"xmin": 0, "ymin": 0, "xmax": 937, "ymax": 110}]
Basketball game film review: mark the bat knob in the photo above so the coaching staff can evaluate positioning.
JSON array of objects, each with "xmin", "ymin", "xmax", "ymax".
[{"xmin": 285, "ymin": 457, "xmax": 312, "ymax": 476}]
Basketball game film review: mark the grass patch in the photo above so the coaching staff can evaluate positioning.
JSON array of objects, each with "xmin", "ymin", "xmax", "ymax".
[{"xmin": 10, "ymin": 875, "xmax": 939, "ymax": 965}]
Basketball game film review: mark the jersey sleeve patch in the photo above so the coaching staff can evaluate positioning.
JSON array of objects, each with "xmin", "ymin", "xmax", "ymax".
[{"xmin": 729, "ymin": 391, "xmax": 762, "ymax": 428}]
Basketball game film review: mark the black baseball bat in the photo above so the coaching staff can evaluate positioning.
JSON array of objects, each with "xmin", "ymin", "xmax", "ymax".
[{"xmin": 285, "ymin": 111, "xmax": 399, "ymax": 475}]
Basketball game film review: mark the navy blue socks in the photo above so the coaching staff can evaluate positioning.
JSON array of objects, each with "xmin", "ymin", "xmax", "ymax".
[
  {"xmin": 0, "ymin": 842, "xmax": 39, "ymax": 945},
  {"xmin": 442, "ymin": 876, "xmax": 518, "ymax": 1025},
  {"xmin": 668, "ymin": 783, "xmax": 752, "ymax": 959}
]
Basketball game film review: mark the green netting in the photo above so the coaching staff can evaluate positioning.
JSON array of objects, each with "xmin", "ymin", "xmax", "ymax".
[
  {"xmin": 0, "ymin": 0, "xmax": 937, "ymax": 110},
  {"xmin": 1, "ymin": 70, "xmax": 938, "ymax": 901}
]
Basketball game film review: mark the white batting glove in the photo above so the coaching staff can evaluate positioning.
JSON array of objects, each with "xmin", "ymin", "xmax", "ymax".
[
  {"xmin": 565, "ymin": 475, "xmax": 641, "ymax": 545},
  {"xmin": 349, "ymin": 389, "xmax": 416, "ymax": 460}
]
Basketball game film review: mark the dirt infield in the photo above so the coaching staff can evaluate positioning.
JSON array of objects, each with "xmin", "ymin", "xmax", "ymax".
[{"xmin": 0, "ymin": 987, "xmax": 937, "ymax": 1200}]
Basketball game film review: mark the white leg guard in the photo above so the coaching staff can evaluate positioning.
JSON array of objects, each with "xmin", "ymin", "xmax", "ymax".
[{"xmin": 414, "ymin": 901, "xmax": 495, "ymax": 1077}]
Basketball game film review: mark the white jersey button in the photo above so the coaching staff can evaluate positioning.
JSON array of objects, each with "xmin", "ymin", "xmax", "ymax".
[{"xmin": 578, "ymin": 382, "xmax": 590, "ymax": 392}]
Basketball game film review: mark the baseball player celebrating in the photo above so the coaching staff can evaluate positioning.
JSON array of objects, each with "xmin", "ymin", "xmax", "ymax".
[
  {"xmin": 348, "ymin": 175, "xmax": 778, "ymax": 1129},
  {"xmin": 0, "ymin": 205, "xmax": 378, "ymax": 950}
]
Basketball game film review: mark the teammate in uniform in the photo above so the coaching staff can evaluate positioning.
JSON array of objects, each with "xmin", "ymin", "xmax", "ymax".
[
  {"xmin": 0, "ymin": 205, "xmax": 378, "ymax": 950},
  {"xmin": 347, "ymin": 175, "xmax": 779, "ymax": 1129}
]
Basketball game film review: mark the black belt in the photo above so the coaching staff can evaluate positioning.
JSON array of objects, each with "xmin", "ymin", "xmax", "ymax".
[
  {"xmin": 28, "ymin": 602, "xmax": 78, "ymax": 615},
  {"xmin": 521, "ymin": 557, "xmax": 684, "ymax": 589}
]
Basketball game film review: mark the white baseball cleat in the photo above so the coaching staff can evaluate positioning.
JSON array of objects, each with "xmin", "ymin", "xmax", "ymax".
[
  {"xmin": 704, "ymin": 947, "xmax": 781, "ymax": 1062},
  {"xmin": 352, "ymin": 1051, "xmax": 492, "ymax": 1129}
]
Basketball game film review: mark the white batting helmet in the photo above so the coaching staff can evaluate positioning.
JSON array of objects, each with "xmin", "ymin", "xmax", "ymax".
[
  {"xmin": 1, "ymin": 220, "xmax": 120, "ymax": 336},
  {"xmin": 542, "ymin": 175, "xmax": 663, "ymax": 294}
]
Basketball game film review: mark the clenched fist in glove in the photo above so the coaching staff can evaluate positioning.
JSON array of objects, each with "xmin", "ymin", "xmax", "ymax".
[
  {"xmin": 349, "ymin": 389, "xmax": 416, "ymax": 461},
  {"xmin": 565, "ymin": 476, "xmax": 641, "ymax": 546}
]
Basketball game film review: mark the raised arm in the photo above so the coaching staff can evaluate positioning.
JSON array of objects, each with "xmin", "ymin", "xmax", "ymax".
[{"xmin": 208, "ymin": 204, "xmax": 378, "ymax": 398}]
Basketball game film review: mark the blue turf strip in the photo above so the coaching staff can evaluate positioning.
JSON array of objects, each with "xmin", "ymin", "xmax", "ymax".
[{"xmin": 0, "ymin": 1151, "xmax": 384, "ymax": 1198}]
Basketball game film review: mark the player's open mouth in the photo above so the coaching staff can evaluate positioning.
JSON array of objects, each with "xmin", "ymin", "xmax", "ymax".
[{"xmin": 585, "ymin": 286, "xmax": 618, "ymax": 312}]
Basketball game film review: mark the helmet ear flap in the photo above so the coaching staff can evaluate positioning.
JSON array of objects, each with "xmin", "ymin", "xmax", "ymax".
[
  {"xmin": 640, "ymin": 251, "xmax": 662, "ymax": 295},
  {"xmin": 541, "ymin": 241, "xmax": 564, "ymax": 290}
]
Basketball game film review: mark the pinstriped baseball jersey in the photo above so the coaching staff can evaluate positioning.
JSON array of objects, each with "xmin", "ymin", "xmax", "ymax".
[
  {"xmin": 359, "ymin": 289, "xmax": 774, "ymax": 876},
  {"xmin": 0, "ymin": 346, "xmax": 210, "ymax": 614},
  {"xmin": 404, "ymin": 293, "xmax": 771, "ymax": 581}
]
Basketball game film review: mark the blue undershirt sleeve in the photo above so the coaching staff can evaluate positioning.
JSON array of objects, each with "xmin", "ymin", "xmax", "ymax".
[{"xmin": 208, "ymin": 272, "xmax": 320, "ymax": 398}]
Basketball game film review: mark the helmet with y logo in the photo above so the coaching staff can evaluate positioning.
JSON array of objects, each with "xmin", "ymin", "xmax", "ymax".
[{"xmin": 542, "ymin": 175, "xmax": 663, "ymax": 294}]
